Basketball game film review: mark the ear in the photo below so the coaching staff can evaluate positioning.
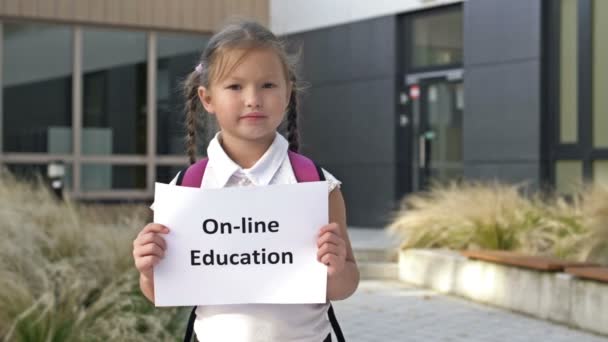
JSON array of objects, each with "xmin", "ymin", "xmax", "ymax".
[{"xmin": 197, "ymin": 86, "xmax": 215, "ymax": 114}]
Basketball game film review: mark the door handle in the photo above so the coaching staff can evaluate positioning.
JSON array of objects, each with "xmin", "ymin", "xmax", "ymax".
[{"xmin": 419, "ymin": 135, "xmax": 426, "ymax": 169}]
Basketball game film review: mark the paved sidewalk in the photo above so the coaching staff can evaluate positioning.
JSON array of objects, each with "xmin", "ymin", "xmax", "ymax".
[
  {"xmin": 348, "ymin": 227, "xmax": 400, "ymax": 250},
  {"xmin": 332, "ymin": 280, "xmax": 608, "ymax": 342}
]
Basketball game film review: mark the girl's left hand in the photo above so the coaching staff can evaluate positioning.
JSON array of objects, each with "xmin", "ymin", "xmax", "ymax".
[{"xmin": 317, "ymin": 222, "xmax": 347, "ymax": 276}]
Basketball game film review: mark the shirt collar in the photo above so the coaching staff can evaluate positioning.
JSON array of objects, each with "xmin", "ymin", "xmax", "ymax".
[{"xmin": 206, "ymin": 131, "xmax": 288, "ymax": 187}]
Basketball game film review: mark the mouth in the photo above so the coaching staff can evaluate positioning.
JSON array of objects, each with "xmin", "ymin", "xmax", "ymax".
[{"xmin": 240, "ymin": 112, "xmax": 267, "ymax": 120}]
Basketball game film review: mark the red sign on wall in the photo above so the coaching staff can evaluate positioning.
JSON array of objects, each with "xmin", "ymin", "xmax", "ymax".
[{"xmin": 409, "ymin": 85, "xmax": 420, "ymax": 100}]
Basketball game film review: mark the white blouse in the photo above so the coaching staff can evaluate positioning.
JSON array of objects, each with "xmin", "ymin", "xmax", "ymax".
[{"xmin": 168, "ymin": 132, "xmax": 341, "ymax": 342}]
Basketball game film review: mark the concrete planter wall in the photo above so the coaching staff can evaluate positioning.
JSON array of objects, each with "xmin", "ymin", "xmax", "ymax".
[{"xmin": 399, "ymin": 249, "xmax": 608, "ymax": 336}]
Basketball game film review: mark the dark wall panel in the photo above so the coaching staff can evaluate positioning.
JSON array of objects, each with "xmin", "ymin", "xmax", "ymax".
[
  {"xmin": 324, "ymin": 163, "xmax": 397, "ymax": 227},
  {"xmin": 300, "ymin": 79, "xmax": 395, "ymax": 164},
  {"xmin": 463, "ymin": 0, "xmax": 542, "ymax": 186},
  {"xmin": 287, "ymin": 16, "xmax": 398, "ymax": 227},
  {"xmin": 464, "ymin": 0, "xmax": 541, "ymax": 65},
  {"xmin": 464, "ymin": 60, "xmax": 540, "ymax": 162}
]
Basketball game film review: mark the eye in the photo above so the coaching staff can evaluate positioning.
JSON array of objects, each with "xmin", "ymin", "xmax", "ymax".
[
  {"xmin": 262, "ymin": 83, "xmax": 277, "ymax": 89},
  {"xmin": 226, "ymin": 84, "xmax": 241, "ymax": 90}
]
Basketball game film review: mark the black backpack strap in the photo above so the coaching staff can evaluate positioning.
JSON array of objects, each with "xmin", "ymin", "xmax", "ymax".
[
  {"xmin": 315, "ymin": 164, "xmax": 326, "ymax": 181},
  {"xmin": 184, "ymin": 304, "xmax": 344, "ymax": 342},
  {"xmin": 183, "ymin": 306, "xmax": 197, "ymax": 342},
  {"xmin": 328, "ymin": 304, "xmax": 345, "ymax": 342},
  {"xmin": 314, "ymin": 163, "xmax": 346, "ymax": 341},
  {"xmin": 176, "ymin": 169, "xmax": 186, "ymax": 187},
  {"xmin": 314, "ymin": 163, "xmax": 345, "ymax": 341}
]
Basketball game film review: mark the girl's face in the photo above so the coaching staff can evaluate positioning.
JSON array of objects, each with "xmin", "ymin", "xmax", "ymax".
[{"xmin": 198, "ymin": 48, "xmax": 291, "ymax": 147}]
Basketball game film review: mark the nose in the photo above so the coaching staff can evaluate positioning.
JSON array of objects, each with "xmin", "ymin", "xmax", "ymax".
[{"xmin": 245, "ymin": 87, "xmax": 262, "ymax": 109}]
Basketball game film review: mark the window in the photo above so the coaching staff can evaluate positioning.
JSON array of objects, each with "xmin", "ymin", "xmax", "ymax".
[
  {"xmin": 593, "ymin": 161, "xmax": 608, "ymax": 187},
  {"xmin": 593, "ymin": 0, "xmax": 608, "ymax": 148},
  {"xmin": 156, "ymin": 165, "xmax": 184, "ymax": 183},
  {"xmin": 559, "ymin": 0, "xmax": 578, "ymax": 143},
  {"xmin": 156, "ymin": 32, "xmax": 210, "ymax": 155},
  {"xmin": 548, "ymin": 0, "xmax": 608, "ymax": 191},
  {"xmin": 81, "ymin": 164, "xmax": 146, "ymax": 190},
  {"xmin": 82, "ymin": 28, "xmax": 147, "ymax": 155},
  {"xmin": 2, "ymin": 22, "xmax": 72, "ymax": 153},
  {"xmin": 410, "ymin": 9, "xmax": 463, "ymax": 69},
  {"xmin": 555, "ymin": 160, "xmax": 583, "ymax": 193}
]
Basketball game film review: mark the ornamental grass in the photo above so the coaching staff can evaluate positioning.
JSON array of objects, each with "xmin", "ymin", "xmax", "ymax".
[
  {"xmin": 388, "ymin": 180, "xmax": 608, "ymax": 264},
  {"xmin": 0, "ymin": 169, "xmax": 184, "ymax": 342}
]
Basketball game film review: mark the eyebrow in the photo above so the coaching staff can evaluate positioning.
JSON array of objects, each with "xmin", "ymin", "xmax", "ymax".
[{"xmin": 224, "ymin": 75, "xmax": 280, "ymax": 82}]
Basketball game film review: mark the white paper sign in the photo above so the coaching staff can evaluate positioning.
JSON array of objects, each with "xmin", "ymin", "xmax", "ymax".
[{"xmin": 152, "ymin": 181, "xmax": 328, "ymax": 307}]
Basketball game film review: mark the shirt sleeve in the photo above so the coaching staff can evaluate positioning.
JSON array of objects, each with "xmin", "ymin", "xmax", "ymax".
[
  {"xmin": 149, "ymin": 173, "xmax": 180, "ymax": 211},
  {"xmin": 321, "ymin": 168, "xmax": 342, "ymax": 193}
]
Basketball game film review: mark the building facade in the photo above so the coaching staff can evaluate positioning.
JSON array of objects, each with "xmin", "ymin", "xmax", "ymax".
[
  {"xmin": 1, "ymin": 0, "xmax": 606, "ymax": 227},
  {"xmin": 273, "ymin": 0, "xmax": 607, "ymax": 226},
  {"xmin": 0, "ymin": 0, "xmax": 268, "ymax": 200}
]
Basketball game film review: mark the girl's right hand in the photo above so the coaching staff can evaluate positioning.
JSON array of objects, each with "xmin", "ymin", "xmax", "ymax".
[{"xmin": 133, "ymin": 223, "xmax": 170, "ymax": 279}]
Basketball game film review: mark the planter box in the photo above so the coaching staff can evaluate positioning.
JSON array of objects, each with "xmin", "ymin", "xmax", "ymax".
[{"xmin": 399, "ymin": 249, "xmax": 608, "ymax": 336}]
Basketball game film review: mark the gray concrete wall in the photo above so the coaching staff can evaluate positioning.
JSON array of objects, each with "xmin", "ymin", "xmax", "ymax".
[
  {"xmin": 463, "ymin": 0, "xmax": 542, "ymax": 185},
  {"xmin": 286, "ymin": 16, "xmax": 398, "ymax": 227},
  {"xmin": 399, "ymin": 249, "xmax": 608, "ymax": 337}
]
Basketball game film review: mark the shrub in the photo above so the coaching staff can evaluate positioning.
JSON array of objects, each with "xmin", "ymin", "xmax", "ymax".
[
  {"xmin": 388, "ymin": 180, "xmax": 608, "ymax": 264},
  {"xmin": 0, "ymin": 169, "xmax": 183, "ymax": 341}
]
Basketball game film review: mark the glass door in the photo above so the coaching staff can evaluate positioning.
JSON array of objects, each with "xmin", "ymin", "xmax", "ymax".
[{"xmin": 416, "ymin": 78, "xmax": 464, "ymax": 189}]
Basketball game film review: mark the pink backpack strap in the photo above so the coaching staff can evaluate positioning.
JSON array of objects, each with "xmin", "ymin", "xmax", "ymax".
[
  {"xmin": 288, "ymin": 151, "xmax": 323, "ymax": 182},
  {"xmin": 178, "ymin": 158, "xmax": 209, "ymax": 187},
  {"xmin": 177, "ymin": 152, "xmax": 321, "ymax": 187}
]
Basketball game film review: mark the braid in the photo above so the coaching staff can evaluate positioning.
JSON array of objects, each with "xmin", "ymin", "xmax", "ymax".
[
  {"xmin": 184, "ymin": 74, "xmax": 200, "ymax": 165},
  {"xmin": 286, "ymin": 84, "xmax": 299, "ymax": 152}
]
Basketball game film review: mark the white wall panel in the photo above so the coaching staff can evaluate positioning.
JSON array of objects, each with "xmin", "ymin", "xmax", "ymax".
[{"xmin": 270, "ymin": 0, "xmax": 462, "ymax": 35}]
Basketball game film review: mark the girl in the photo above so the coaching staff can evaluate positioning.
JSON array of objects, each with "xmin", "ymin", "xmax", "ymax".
[{"xmin": 132, "ymin": 20, "xmax": 359, "ymax": 342}]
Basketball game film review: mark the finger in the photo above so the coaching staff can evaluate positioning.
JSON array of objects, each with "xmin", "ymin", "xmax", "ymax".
[
  {"xmin": 317, "ymin": 243, "xmax": 344, "ymax": 261},
  {"xmin": 317, "ymin": 231, "xmax": 344, "ymax": 248},
  {"xmin": 137, "ymin": 223, "xmax": 170, "ymax": 238},
  {"xmin": 139, "ymin": 243, "xmax": 165, "ymax": 258},
  {"xmin": 134, "ymin": 243, "xmax": 165, "ymax": 259},
  {"xmin": 136, "ymin": 233, "xmax": 167, "ymax": 251},
  {"xmin": 133, "ymin": 233, "xmax": 164, "ymax": 250},
  {"xmin": 316, "ymin": 233, "xmax": 339, "ymax": 248},
  {"xmin": 318, "ymin": 222, "xmax": 340, "ymax": 236}
]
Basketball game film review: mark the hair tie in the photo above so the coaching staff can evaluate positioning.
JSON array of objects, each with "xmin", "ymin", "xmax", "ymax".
[{"xmin": 194, "ymin": 63, "xmax": 203, "ymax": 74}]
